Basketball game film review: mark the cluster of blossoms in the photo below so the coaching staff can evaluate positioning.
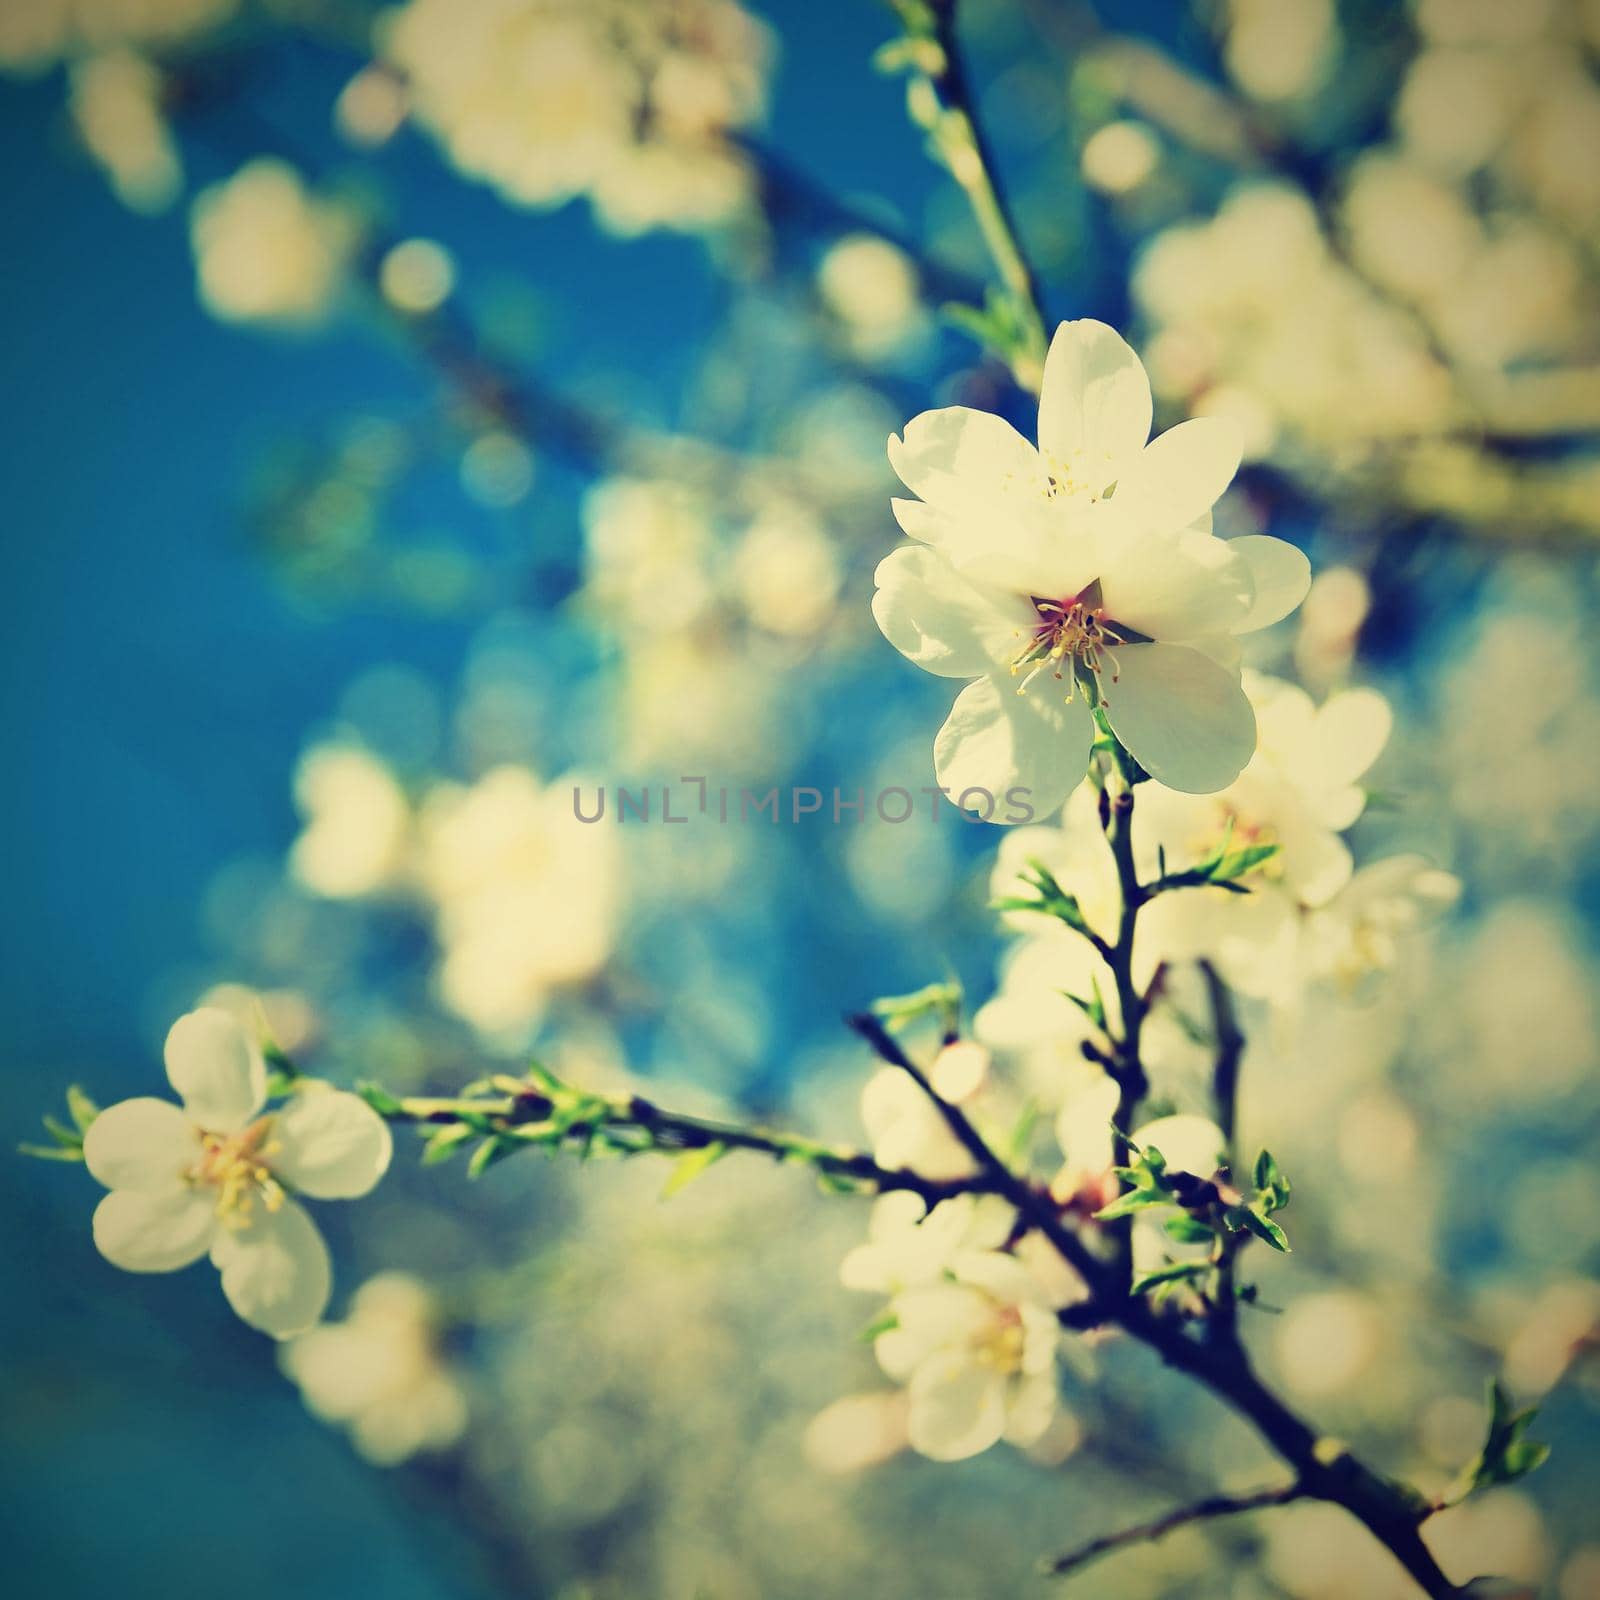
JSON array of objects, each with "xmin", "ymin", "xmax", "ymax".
[
  {"xmin": 280, "ymin": 1272, "xmax": 469, "ymax": 1464},
  {"xmin": 290, "ymin": 748, "xmax": 622, "ymax": 1044},
  {"xmin": 1127, "ymin": 0, "xmax": 1600, "ymax": 530},
  {"xmin": 382, "ymin": 0, "xmax": 770, "ymax": 237},
  {"xmin": 0, "ymin": 0, "xmax": 233, "ymax": 70},
  {"xmin": 187, "ymin": 159, "xmax": 360, "ymax": 328},
  {"xmin": 844, "ymin": 1054, "xmax": 1237, "ymax": 1461},
  {"xmin": 82, "ymin": 1008, "xmax": 390, "ymax": 1337},
  {"xmin": 580, "ymin": 476, "xmax": 843, "ymax": 773}
]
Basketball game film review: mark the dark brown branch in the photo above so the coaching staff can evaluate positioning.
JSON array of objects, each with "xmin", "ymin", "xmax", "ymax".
[
  {"xmin": 1045, "ymin": 1482, "xmax": 1303, "ymax": 1578},
  {"xmin": 845, "ymin": 1012, "xmax": 1114, "ymax": 1300}
]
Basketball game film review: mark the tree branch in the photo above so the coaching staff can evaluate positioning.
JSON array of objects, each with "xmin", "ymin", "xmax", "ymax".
[
  {"xmin": 845, "ymin": 1012, "xmax": 1114, "ymax": 1303},
  {"xmin": 892, "ymin": 0, "xmax": 1050, "ymax": 386},
  {"xmin": 378, "ymin": 1081, "xmax": 1010, "ymax": 1208},
  {"xmin": 1200, "ymin": 958, "xmax": 1246, "ymax": 1340},
  {"xmin": 1044, "ymin": 1482, "xmax": 1303, "ymax": 1578}
]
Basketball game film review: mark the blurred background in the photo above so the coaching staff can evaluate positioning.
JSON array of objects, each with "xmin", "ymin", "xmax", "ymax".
[{"xmin": 2, "ymin": 0, "xmax": 1597, "ymax": 1595}]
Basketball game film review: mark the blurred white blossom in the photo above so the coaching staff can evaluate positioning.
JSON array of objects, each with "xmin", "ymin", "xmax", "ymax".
[
  {"xmin": 68, "ymin": 50, "xmax": 179, "ymax": 211},
  {"xmin": 383, "ymin": 0, "xmax": 769, "ymax": 236},
  {"xmin": 189, "ymin": 160, "xmax": 358, "ymax": 327},
  {"xmin": 281, "ymin": 1273, "xmax": 468, "ymax": 1463},
  {"xmin": 0, "ymin": 0, "xmax": 233, "ymax": 69}
]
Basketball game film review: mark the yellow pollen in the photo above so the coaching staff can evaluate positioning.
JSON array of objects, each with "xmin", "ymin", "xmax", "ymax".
[
  {"xmin": 190, "ymin": 1118, "xmax": 285, "ymax": 1228},
  {"xmin": 974, "ymin": 1304, "xmax": 1027, "ymax": 1374},
  {"xmin": 1011, "ymin": 583, "xmax": 1131, "ymax": 704}
]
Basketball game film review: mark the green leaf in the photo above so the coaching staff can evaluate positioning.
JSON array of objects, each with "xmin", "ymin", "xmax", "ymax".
[
  {"xmin": 1131, "ymin": 1260, "xmax": 1209, "ymax": 1296},
  {"xmin": 1254, "ymin": 1149, "xmax": 1291, "ymax": 1212},
  {"xmin": 18, "ymin": 1141, "xmax": 85, "ymax": 1163},
  {"xmin": 992, "ymin": 858, "xmax": 1093, "ymax": 935},
  {"xmin": 662, "ymin": 1141, "xmax": 728, "ymax": 1198},
  {"xmin": 65, "ymin": 1085, "xmax": 99, "ymax": 1134},
  {"xmin": 1210, "ymin": 842, "xmax": 1280, "ymax": 883},
  {"xmin": 467, "ymin": 1136, "xmax": 513, "ymax": 1179},
  {"xmin": 1060, "ymin": 981, "xmax": 1107, "ymax": 1033},
  {"xmin": 858, "ymin": 1310, "xmax": 900, "ymax": 1342},
  {"xmin": 1447, "ymin": 1381, "xmax": 1551, "ymax": 1503},
  {"xmin": 1164, "ymin": 1215, "xmax": 1217, "ymax": 1245},
  {"xmin": 420, "ymin": 1123, "xmax": 476, "ymax": 1166},
  {"xmin": 41, "ymin": 1114, "xmax": 82, "ymax": 1151},
  {"xmin": 815, "ymin": 1167, "xmax": 865, "ymax": 1195},
  {"xmin": 358, "ymin": 1082, "xmax": 404, "ymax": 1117},
  {"xmin": 1005, "ymin": 1098, "xmax": 1042, "ymax": 1165},
  {"xmin": 1234, "ymin": 1206, "xmax": 1291, "ymax": 1252},
  {"xmin": 1094, "ymin": 1188, "xmax": 1169, "ymax": 1220},
  {"xmin": 869, "ymin": 981, "xmax": 961, "ymax": 1034}
]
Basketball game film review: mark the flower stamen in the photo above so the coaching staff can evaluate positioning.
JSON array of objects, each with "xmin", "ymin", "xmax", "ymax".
[
  {"xmin": 1010, "ymin": 580, "xmax": 1134, "ymax": 705},
  {"xmin": 190, "ymin": 1118, "xmax": 286, "ymax": 1227}
]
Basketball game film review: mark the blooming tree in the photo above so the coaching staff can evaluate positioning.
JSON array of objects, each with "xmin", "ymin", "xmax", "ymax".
[{"xmin": 13, "ymin": 0, "xmax": 1596, "ymax": 1596}]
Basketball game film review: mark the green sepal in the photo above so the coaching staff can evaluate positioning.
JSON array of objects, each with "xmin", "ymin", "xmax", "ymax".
[{"xmin": 661, "ymin": 1141, "xmax": 728, "ymax": 1198}]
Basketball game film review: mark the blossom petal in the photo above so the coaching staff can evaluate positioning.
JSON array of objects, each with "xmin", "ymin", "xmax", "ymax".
[
  {"xmin": 83, "ymin": 1097, "xmax": 199, "ymax": 1194},
  {"xmin": 1111, "ymin": 417, "xmax": 1242, "ymax": 536},
  {"xmin": 1099, "ymin": 526, "xmax": 1253, "ymax": 642},
  {"xmin": 907, "ymin": 1350, "xmax": 1008, "ymax": 1461},
  {"xmin": 212, "ymin": 1198, "xmax": 332, "ymax": 1338},
  {"xmin": 872, "ymin": 546, "xmax": 1036, "ymax": 678},
  {"xmin": 1229, "ymin": 535, "xmax": 1311, "ymax": 633},
  {"xmin": 1314, "ymin": 687, "xmax": 1392, "ymax": 789},
  {"xmin": 92, "ymin": 1187, "xmax": 215, "ymax": 1273},
  {"xmin": 1101, "ymin": 643, "xmax": 1256, "ymax": 794},
  {"xmin": 164, "ymin": 1007, "xmax": 266, "ymax": 1133},
  {"xmin": 1278, "ymin": 819, "xmax": 1355, "ymax": 909},
  {"xmin": 1037, "ymin": 318, "xmax": 1152, "ymax": 469},
  {"xmin": 1132, "ymin": 1114, "xmax": 1227, "ymax": 1176},
  {"xmin": 1002, "ymin": 1370, "xmax": 1059, "ymax": 1446},
  {"xmin": 888, "ymin": 406, "xmax": 1041, "ymax": 512},
  {"xmin": 933, "ymin": 675, "xmax": 1094, "ymax": 823},
  {"xmin": 271, "ymin": 1089, "xmax": 393, "ymax": 1200}
]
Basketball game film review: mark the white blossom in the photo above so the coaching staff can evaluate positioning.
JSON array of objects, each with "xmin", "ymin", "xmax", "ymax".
[
  {"xmin": 383, "ymin": 0, "xmax": 768, "ymax": 236},
  {"xmin": 416, "ymin": 765, "xmax": 620, "ymax": 1040},
  {"xmin": 68, "ymin": 51, "xmax": 180, "ymax": 212},
  {"xmin": 875, "ymin": 319, "xmax": 1310, "ymax": 811},
  {"xmin": 857, "ymin": 1067, "xmax": 975, "ymax": 1181},
  {"xmin": 280, "ymin": 1273, "xmax": 468, "ymax": 1463},
  {"xmin": 0, "ymin": 0, "xmax": 234, "ymax": 69},
  {"xmin": 289, "ymin": 744, "xmax": 412, "ymax": 900},
  {"xmin": 83, "ymin": 1008, "xmax": 391, "ymax": 1337},
  {"xmin": 189, "ymin": 160, "xmax": 357, "ymax": 327},
  {"xmin": 876, "ymin": 1247, "xmax": 1061, "ymax": 1461},
  {"xmin": 1134, "ymin": 672, "xmax": 1394, "ymax": 996},
  {"xmin": 1302, "ymin": 855, "xmax": 1461, "ymax": 997},
  {"xmin": 843, "ymin": 1193, "xmax": 1066, "ymax": 1462}
]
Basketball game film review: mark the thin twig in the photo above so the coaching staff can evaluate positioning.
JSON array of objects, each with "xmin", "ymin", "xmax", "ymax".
[
  {"xmin": 1044, "ymin": 1483, "xmax": 1303, "ymax": 1578},
  {"xmin": 383, "ymin": 1085, "xmax": 1010, "ymax": 1207},
  {"xmin": 1200, "ymin": 959, "xmax": 1246, "ymax": 1340},
  {"xmin": 845, "ymin": 1013, "xmax": 1113, "ymax": 1302}
]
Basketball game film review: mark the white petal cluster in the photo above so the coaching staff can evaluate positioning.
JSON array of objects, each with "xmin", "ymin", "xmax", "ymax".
[
  {"xmin": 418, "ymin": 766, "xmax": 621, "ymax": 1038},
  {"xmin": 842, "ymin": 1193, "xmax": 1070, "ymax": 1462},
  {"xmin": 83, "ymin": 1008, "xmax": 391, "ymax": 1337},
  {"xmin": 68, "ymin": 50, "xmax": 180, "ymax": 212},
  {"xmin": 986, "ymin": 673, "xmax": 1458, "ymax": 1014},
  {"xmin": 0, "ymin": 0, "xmax": 233, "ymax": 69},
  {"xmin": 383, "ymin": 0, "xmax": 769, "ymax": 236},
  {"xmin": 189, "ymin": 160, "xmax": 358, "ymax": 327},
  {"xmin": 287, "ymin": 746, "xmax": 622, "ymax": 1043},
  {"xmin": 280, "ymin": 1273, "xmax": 468, "ymax": 1464},
  {"xmin": 875, "ymin": 319, "xmax": 1310, "ymax": 811},
  {"xmin": 857, "ymin": 1047, "xmax": 985, "ymax": 1182}
]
